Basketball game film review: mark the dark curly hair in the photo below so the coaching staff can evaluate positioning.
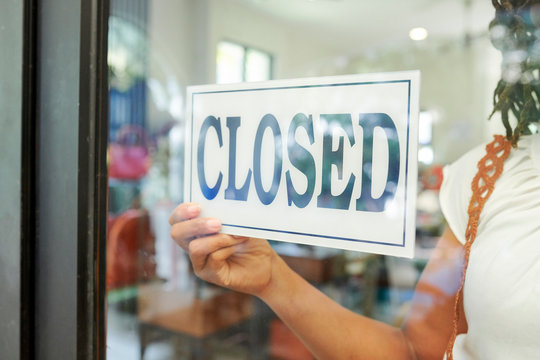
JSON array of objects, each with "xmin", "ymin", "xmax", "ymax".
[{"xmin": 490, "ymin": 0, "xmax": 540, "ymax": 145}]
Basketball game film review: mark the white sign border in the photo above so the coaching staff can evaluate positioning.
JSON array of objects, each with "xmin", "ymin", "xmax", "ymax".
[{"xmin": 185, "ymin": 71, "xmax": 420, "ymax": 258}]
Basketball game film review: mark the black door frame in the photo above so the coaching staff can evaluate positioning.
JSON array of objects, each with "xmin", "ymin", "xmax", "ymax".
[{"xmin": 12, "ymin": 0, "xmax": 110, "ymax": 358}]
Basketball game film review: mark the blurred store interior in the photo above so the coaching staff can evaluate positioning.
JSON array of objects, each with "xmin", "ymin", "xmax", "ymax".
[{"xmin": 105, "ymin": 0, "xmax": 505, "ymax": 358}]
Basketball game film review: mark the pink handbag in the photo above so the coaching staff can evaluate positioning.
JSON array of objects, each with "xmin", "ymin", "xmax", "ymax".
[{"xmin": 108, "ymin": 125, "xmax": 151, "ymax": 180}]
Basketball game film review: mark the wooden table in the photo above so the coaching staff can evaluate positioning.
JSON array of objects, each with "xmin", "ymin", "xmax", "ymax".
[{"xmin": 138, "ymin": 283, "xmax": 254, "ymax": 359}]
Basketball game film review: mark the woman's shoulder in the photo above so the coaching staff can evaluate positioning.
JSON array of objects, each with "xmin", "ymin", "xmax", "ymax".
[
  {"xmin": 439, "ymin": 133, "xmax": 540, "ymax": 244},
  {"xmin": 443, "ymin": 133, "xmax": 539, "ymax": 189},
  {"xmin": 438, "ymin": 142, "xmax": 487, "ymax": 244}
]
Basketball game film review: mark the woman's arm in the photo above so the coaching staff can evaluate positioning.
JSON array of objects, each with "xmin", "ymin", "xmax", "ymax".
[
  {"xmin": 402, "ymin": 227, "xmax": 466, "ymax": 359},
  {"xmin": 257, "ymin": 252, "xmax": 414, "ymax": 359},
  {"xmin": 170, "ymin": 203, "xmax": 464, "ymax": 359},
  {"xmin": 256, "ymin": 228, "xmax": 464, "ymax": 360}
]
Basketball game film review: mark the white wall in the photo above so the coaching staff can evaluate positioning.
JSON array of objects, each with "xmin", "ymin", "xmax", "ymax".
[
  {"xmin": 207, "ymin": 0, "xmax": 344, "ymax": 81},
  {"xmin": 147, "ymin": 0, "xmax": 504, "ymax": 164},
  {"xmin": 147, "ymin": 0, "xmax": 199, "ymax": 127},
  {"xmin": 147, "ymin": 0, "xmax": 340, "ymax": 125}
]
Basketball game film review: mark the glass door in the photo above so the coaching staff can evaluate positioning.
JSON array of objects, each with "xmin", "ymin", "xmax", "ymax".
[{"xmin": 104, "ymin": 0, "xmax": 501, "ymax": 359}]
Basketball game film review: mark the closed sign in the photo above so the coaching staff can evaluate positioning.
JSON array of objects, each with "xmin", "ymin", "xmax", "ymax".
[{"xmin": 185, "ymin": 71, "xmax": 419, "ymax": 257}]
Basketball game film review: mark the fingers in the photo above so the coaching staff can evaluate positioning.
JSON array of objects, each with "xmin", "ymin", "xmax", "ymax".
[
  {"xmin": 169, "ymin": 202, "xmax": 201, "ymax": 225},
  {"xmin": 189, "ymin": 234, "xmax": 248, "ymax": 270},
  {"xmin": 169, "ymin": 203, "xmax": 251, "ymax": 278},
  {"xmin": 197, "ymin": 244, "xmax": 244, "ymax": 285},
  {"xmin": 170, "ymin": 217, "xmax": 222, "ymax": 250},
  {"xmin": 207, "ymin": 244, "xmax": 241, "ymax": 263}
]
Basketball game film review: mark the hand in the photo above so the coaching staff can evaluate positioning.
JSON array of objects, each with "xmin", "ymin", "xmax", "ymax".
[{"xmin": 169, "ymin": 202, "xmax": 278, "ymax": 296}]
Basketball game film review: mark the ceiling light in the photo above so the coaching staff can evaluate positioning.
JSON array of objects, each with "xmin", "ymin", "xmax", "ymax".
[{"xmin": 409, "ymin": 27, "xmax": 428, "ymax": 41}]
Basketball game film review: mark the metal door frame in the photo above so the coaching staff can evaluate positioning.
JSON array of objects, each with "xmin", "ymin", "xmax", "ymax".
[{"xmin": 0, "ymin": 0, "xmax": 110, "ymax": 358}]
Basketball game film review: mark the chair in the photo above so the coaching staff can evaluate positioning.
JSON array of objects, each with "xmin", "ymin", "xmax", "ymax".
[{"xmin": 107, "ymin": 209, "xmax": 157, "ymax": 291}]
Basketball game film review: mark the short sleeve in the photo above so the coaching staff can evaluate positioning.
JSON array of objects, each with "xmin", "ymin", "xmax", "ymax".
[{"xmin": 439, "ymin": 145, "xmax": 486, "ymax": 244}]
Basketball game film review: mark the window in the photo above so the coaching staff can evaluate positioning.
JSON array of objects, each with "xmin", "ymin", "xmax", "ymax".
[
  {"xmin": 216, "ymin": 41, "xmax": 273, "ymax": 84},
  {"xmin": 418, "ymin": 110, "xmax": 436, "ymax": 165}
]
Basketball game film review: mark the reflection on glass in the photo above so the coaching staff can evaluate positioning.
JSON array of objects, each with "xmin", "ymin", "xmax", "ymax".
[
  {"xmin": 246, "ymin": 48, "xmax": 272, "ymax": 82},
  {"xmin": 217, "ymin": 40, "xmax": 273, "ymax": 84},
  {"xmin": 216, "ymin": 41, "xmax": 245, "ymax": 84},
  {"xmin": 105, "ymin": 0, "xmax": 499, "ymax": 358},
  {"xmin": 418, "ymin": 111, "xmax": 433, "ymax": 146},
  {"xmin": 418, "ymin": 146, "xmax": 434, "ymax": 165}
]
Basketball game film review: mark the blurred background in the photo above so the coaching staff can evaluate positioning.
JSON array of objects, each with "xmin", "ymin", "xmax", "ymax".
[{"xmin": 105, "ymin": 0, "xmax": 504, "ymax": 358}]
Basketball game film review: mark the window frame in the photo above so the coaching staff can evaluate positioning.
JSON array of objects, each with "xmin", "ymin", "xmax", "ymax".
[{"xmin": 217, "ymin": 39, "xmax": 274, "ymax": 83}]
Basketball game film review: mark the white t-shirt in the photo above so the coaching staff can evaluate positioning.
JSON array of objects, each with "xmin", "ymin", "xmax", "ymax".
[{"xmin": 439, "ymin": 133, "xmax": 540, "ymax": 359}]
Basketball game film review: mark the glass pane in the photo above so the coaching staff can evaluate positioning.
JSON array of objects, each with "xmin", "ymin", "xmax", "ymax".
[
  {"xmin": 245, "ymin": 48, "xmax": 272, "ymax": 82},
  {"xmin": 105, "ymin": 0, "xmax": 538, "ymax": 359},
  {"xmin": 216, "ymin": 41, "xmax": 245, "ymax": 84},
  {"xmin": 418, "ymin": 110, "xmax": 433, "ymax": 146}
]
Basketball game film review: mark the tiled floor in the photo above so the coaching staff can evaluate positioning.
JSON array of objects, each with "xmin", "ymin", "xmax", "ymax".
[
  {"xmin": 105, "ymin": 288, "xmax": 408, "ymax": 360},
  {"xmin": 105, "ymin": 252, "xmax": 420, "ymax": 359},
  {"xmin": 106, "ymin": 301, "xmax": 257, "ymax": 360}
]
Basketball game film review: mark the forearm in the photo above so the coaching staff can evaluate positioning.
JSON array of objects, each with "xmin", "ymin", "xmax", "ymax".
[
  {"xmin": 169, "ymin": 201, "xmax": 459, "ymax": 359},
  {"xmin": 257, "ymin": 255, "xmax": 416, "ymax": 360}
]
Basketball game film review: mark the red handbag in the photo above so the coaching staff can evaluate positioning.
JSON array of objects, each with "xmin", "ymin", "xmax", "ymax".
[{"xmin": 108, "ymin": 125, "xmax": 151, "ymax": 180}]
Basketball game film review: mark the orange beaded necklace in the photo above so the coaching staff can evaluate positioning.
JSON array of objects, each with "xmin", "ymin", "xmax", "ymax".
[{"xmin": 445, "ymin": 135, "xmax": 512, "ymax": 359}]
